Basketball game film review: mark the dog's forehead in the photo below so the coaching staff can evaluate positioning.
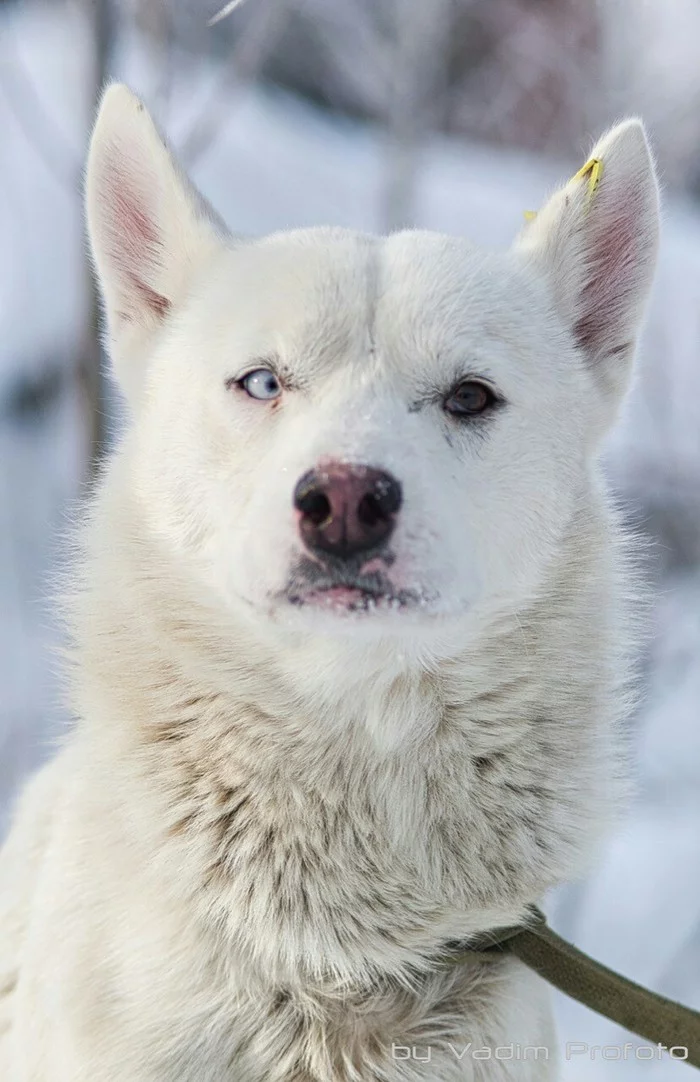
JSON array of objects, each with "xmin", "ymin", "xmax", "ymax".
[
  {"xmin": 209, "ymin": 229, "xmax": 375, "ymax": 360},
  {"xmin": 375, "ymin": 231, "xmax": 532, "ymax": 338},
  {"xmin": 210, "ymin": 227, "xmax": 544, "ymax": 374},
  {"xmin": 228, "ymin": 227, "xmax": 378, "ymax": 313}
]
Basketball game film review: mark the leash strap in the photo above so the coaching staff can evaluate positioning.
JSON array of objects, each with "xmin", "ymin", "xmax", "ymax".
[{"xmin": 446, "ymin": 908, "xmax": 700, "ymax": 1069}]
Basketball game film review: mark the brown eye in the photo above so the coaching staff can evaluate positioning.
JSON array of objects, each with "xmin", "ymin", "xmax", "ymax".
[{"xmin": 444, "ymin": 381, "xmax": 497, "ymax": 418}]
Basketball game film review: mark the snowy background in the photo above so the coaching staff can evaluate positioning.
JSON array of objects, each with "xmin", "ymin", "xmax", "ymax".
[{"xmin": 1, "ymin": 1, "xmax": 699, "ymax": 1077}]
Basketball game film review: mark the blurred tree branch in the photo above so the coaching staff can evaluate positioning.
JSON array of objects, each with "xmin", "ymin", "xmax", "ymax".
[
  {"xmin": 209, "ymin": 0, "xmax": 253, "ymax": 27},
  {"xmin": 0, "ymin": 1, "xmax": 110, "ymax": 472},
  {"xmin": 381, "ymin": 0, "xmax": 453, "ymax": 230},
  {"xmin": 0, "ymin": 17, "xmax": 81, "ymax": 190},
  {"xmin": 146, "ymin": 0, "xmax": 176, "ymax": 125},
  {"xmin": 180, "ymin": 0, "xmax": 291, "ymax": 166}
]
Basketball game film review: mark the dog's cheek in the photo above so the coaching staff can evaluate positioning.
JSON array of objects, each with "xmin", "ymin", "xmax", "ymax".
[
  {"xmin": 215, "ymin": 468, "xmax": 298, "ymax": 607},
  {"xmin": 425, "ymin": 453, "xmax": 570, "ymax": 611}
]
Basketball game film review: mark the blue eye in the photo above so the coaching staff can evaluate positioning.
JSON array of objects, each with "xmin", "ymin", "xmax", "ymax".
[{"xmin": 237, "ymin": 368, "xmax": 282, "ymax": 401}]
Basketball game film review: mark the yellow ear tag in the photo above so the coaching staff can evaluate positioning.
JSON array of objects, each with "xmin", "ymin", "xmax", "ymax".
[
  {"xmin": 523, "ymin": 156, "xmax": 603, "ymax": 223},
  {"xmin": 572, "ymin": 156, "xmax": 604, "ymax": 204}
]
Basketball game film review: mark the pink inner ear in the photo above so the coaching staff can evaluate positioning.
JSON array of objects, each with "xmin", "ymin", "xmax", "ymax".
[
  {"xmin": 573, "ymin": 185, "xmax": 642, "ymax": 357},
  {"xmin": 104, "ymin": 165, "xmax": 171, "ymax": 323}
]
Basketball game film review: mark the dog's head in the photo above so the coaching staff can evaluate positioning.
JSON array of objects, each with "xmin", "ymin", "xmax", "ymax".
[{"xmin": 86, "ymin": 87, "xmax": 659, "ymax": 646}]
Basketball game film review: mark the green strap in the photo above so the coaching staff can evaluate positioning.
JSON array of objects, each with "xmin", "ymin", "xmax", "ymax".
[{"xmin": 446, "ymin": 908, "xmax": 700, "ymax": 1069}]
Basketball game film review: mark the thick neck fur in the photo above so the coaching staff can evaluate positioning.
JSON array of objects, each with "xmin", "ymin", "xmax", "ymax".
[{"xmin": 64, "ymin": 450, "xmax": 634, "ymax": 994}]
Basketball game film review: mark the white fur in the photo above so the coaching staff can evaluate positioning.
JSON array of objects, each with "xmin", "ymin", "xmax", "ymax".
[{"xmin": 0, "ymin": 84, "xmax": 660, "ymax": 1081}]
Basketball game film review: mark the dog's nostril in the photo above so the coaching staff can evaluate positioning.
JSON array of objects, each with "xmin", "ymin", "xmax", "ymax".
[
  {"xmin": 357, "ymin": 478, "xmax": 403, "ymax": 528},
  {"xmin": 297, "ymin": 490, "xmax": 332, "ymax": 527},
  {"xmin": 357, "ymin": 492, "xmax": 385, "ymax": 527},
  {"xmin": 376, "ymin": 477, "xmax": 402, "ymax": 516}
]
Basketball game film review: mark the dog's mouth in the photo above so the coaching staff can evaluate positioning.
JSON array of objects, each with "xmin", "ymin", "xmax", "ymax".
[
  {"xmin": 284, "ymin": 557, "xmax": 421, "ymax": 614},
  {"xmin": 291, "ymin": 583, "xmax": 409, "ymax": 613}
]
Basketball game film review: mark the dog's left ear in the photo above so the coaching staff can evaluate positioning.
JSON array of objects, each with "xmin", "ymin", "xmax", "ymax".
[{"xmin": 515, "ymin": 119, "xmax": 660, "ymax": 413}]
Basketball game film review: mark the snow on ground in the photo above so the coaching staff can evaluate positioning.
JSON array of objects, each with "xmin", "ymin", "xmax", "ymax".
[{"xmin": 1, "ymin": 5, "xmax": 699, "ymax": 1078}]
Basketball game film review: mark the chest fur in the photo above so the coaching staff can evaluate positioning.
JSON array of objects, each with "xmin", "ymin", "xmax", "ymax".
[{"xmin": 134, "ymin": 688, "xmax": 598, "ymax": 990}]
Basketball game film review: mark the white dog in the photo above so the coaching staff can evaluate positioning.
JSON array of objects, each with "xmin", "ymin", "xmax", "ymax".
[{"xmin": 0, "ymin": 85, "xmax": 659, "ymax": 1081}]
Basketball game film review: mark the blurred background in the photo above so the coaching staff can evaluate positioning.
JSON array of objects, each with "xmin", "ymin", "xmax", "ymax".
[{"xmin": 1, "ymin": 0, "xmax": 699, "ymax": 1076}]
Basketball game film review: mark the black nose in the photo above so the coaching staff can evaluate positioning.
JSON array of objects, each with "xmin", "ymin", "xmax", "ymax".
[{"xmin": 293, "ymin": 463, "xmax": 403, "ymax": 562}]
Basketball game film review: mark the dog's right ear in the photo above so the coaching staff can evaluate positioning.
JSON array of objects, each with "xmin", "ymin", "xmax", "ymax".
[{"xmin": 86, "ymin": 84, "xmax": 226, "ymax": 402}]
